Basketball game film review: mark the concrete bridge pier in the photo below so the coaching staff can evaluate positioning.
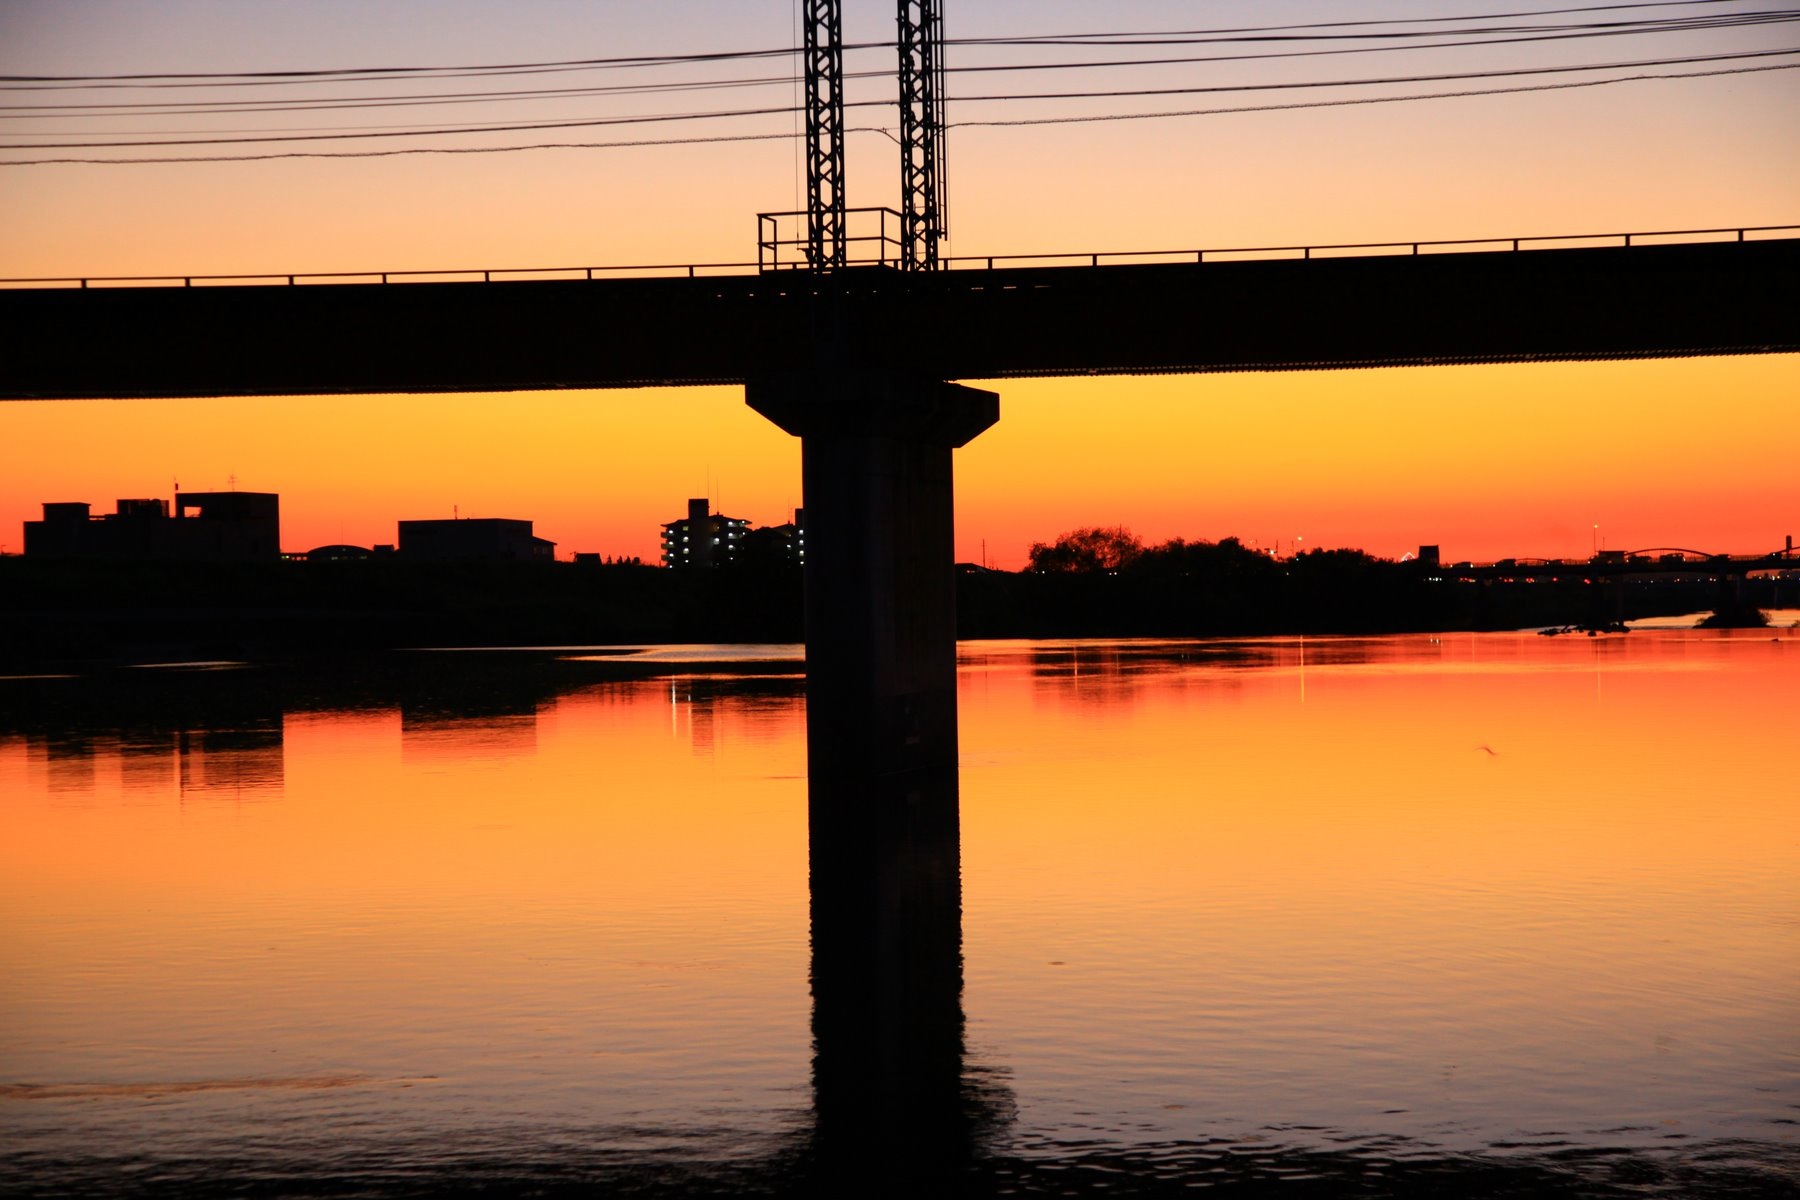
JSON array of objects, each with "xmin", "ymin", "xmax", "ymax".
[
  {"xmin": 747, "ymin": 370, "xmax": 997, "ymax": 789},
  {"xmin": 1717, "ymin": 569, "xmax": 1744, "ymax": 613},
  {"xmin": 1592, "ymin": 572, "xmax": 1627, "ymax": 629},
  {"xmin": 747, "ymin": 368, "xmax": 999, "ymax": 1185}
]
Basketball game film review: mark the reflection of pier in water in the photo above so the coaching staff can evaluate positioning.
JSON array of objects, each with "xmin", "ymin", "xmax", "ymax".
[{"xmin": 800, "ymin": 755, "xmax": 1012, "ymax": 1190}]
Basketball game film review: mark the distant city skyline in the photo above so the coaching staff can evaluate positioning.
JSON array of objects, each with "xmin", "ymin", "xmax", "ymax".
[{"xmin": 11, "ymin": 478, "xmax": 1791, "ymax": 569}]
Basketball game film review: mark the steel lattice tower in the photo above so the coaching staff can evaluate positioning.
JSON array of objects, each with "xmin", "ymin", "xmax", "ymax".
[
  {"xmin": 896, "ymin": 0, "xmax": 947, "ymax": 269},
  {"xmin": 801, "ymin": 0, "xmax": 847, "ymax": 269}
]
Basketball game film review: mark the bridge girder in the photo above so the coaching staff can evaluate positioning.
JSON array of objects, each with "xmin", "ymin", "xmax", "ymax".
[{"xmin": 0, "ymin": 240, "xmax": 1794, "ymax": 399}]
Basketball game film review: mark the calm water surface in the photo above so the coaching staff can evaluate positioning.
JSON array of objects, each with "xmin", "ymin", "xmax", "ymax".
[{"xmin": 2, "ymin": 631, "xmax": 1796, "ymax": 1196}]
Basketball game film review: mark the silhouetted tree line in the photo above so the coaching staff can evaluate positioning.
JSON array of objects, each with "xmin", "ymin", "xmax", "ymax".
[{"xmin": 956, "ymin": 526, "xmax": 1721, "ymax": 638}]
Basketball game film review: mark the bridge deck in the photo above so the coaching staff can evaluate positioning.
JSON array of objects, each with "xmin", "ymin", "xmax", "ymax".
[
  {"xmin": 2, "ymin": 238, "xmax": 1795, "ymax": 400},
  {"xmin": 1432, "ymin": 554, "xmax": 1800, "ymax": 579}
]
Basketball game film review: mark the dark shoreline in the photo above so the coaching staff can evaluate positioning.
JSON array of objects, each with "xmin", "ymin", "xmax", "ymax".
[{"xmin": 0, "ymin": 556, "xmax": 1780, "ymax": 672}]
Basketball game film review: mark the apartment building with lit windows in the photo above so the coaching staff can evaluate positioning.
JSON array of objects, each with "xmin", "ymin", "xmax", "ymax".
[{"xmin": 660, "ymin": 498, "xmax": 749, "ymax": 568}]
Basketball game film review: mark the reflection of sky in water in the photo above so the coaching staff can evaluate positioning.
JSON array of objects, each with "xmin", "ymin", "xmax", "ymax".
[{"xmin": 1, "ymin": 632, "xmax": 1795, "ymax": 1195}]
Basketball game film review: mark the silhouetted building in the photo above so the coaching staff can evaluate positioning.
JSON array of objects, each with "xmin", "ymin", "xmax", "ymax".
[
  {"xmin": 24, "ymin": 491, "xmax": 280, "ymax": 562},
  {"xmin": 778, "ymin": 507, "xmax": 808, "ymax": 564},
  {"xmin": 304, "ymin": 544, "xmax": 372, "ymax": 562},
  {"xmin": 1417, "ymin": 545, "xmax": 1441, "ymax": 568},
  {"xmin": 738, "ymin": 507, "xmax": 807, "ymax": 567},
  {"xmin": 397, "ymin": 517, "xmax": 554, "ymax": 563},
  {"xmin": 661, "ymin": 498, "xmax": 750, "ymax": 568}
]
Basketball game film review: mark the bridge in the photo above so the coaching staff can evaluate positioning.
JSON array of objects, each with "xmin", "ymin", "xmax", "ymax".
[
  {"xmin": 1, "ymin": 225, "xmax": 1795, "ymax": 399},
  {"xmin": 6, "ymin": 225, "xmax": 1793, "ymax": 769},
  {"xmin": 1426, "ymin": 545, "xmax": 1800, "ymax": 581},
  {"xmin": 1417, "ymin": 544, "xmax": 1799, "ymax": 632},
  {"xmin": 4, "ymin": 225, "xmax": 1793, "ymax": 780}
]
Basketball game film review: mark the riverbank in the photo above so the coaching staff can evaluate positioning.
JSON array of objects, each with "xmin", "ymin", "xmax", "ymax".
[{"xmin": 0, "ymin": 556, "xmax": 1784, "ymax": 669}]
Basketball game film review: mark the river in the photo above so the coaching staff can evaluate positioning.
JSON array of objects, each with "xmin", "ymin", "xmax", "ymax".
[{"xmin": 3, "ymin": 628, "xmax": 1796, "ymax": 1196}]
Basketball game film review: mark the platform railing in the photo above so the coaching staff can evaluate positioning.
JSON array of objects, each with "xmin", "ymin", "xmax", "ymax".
[
  {"xmin": 0, "ymin": 223, "xmax": 1791, "ymax": 290},
  {"xmin": 756, "ymin": 207, "xmax": 904, "ymax": 271}
]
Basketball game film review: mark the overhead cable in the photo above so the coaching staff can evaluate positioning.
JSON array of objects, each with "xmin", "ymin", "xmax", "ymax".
[
  {"xmin": 0, "ymin": 46, "xmax": 798, "ymax": 86},
  {"xmin": 947, "ymin": 60, "xmax": 1799, "ymax": 129},
  {"xmin": 954, "ymin": 0, "xmax": 1760, "ymax": 42},
  {"xmin": 6, "ymin": 11, "xmax": 1793, "ymax": 119},
  {"xmin": 943, "ymin": 45, "xmax": 1800, "ymax": 105},
  {"xmin": 3, "ymin": 61, "xmax": 1789, "ymax": 166},
  {"xmin": 967, "ymin": 11, "xmax": 1798, "ymax": 48},
  {"xmin": 5, "ymin": 44, "xmax": 1792, "ymax": 151},
  {"xmin": 0, "ymin": 0, "xmax": 1759, "ymax": 91}
]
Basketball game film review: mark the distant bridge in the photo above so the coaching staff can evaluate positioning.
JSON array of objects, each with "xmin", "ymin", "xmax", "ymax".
[
  {"xmin": 1428, "ymin": 547, "xmax": 1800, "ymax": 582},
  {"xmin": 1, "ymin": 224, "xmax": 1795, "ymax": 401}
]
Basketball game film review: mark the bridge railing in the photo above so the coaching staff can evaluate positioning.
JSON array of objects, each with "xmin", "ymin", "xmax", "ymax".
[
  {"xmin": 0, "ymin": 260, "xmax": 764, "ymax": 290},
  {"xmin": 936, "ymin": 224, "xmax": 1800, "ymax": 271},
  {"xmin": 0, "ymin": 223, "xmax": 1792, "ymax": 290}
]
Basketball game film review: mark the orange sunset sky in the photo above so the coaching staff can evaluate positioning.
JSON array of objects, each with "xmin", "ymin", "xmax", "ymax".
[{"xmin": 1, "ymin": 0, "xmax": 1795, "ymax": 568}]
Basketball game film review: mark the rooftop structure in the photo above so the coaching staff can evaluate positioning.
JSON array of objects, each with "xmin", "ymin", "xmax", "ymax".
[
  {"xmin": 23, "ymin": 490, "xmax": 280, "ymax": 562},
  {"xmin": 740, "ymin": 508, "xmax": 807, "ymax": 566},
  {"xmin": 397, "ymin": 517, "xmax": 554, "ymax": 563}
]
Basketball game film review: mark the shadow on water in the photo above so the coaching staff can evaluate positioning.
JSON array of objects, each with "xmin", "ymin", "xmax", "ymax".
[{"xmin": 3, "ymin": 652, "xmax": 1797, "ymax": 1198}]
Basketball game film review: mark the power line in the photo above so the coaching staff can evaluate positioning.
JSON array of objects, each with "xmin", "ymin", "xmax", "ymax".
[
  {"xmin": 6, "ymin": 44, "xmax": 1790, "ymax": 151},
  {"xmin": 954, "ymin": 0, "xmax": 1759, "ymax": 42},
  {"xmin": 0, "ymin": 103, "xmax": 803, "ymax": 150},
  {"xmin": 6, "ymin": 11, "xmax": 1789, "ymax": 119},
  {"xmin": 0, "ymin": 127, "xmax": 872, "ymax": 166},
  {"xmin": 3, "ymin": 61, "xmax": 1787, "ymax": 166},
  {"xmin": 0, "ymin": 46, "xmax": 799, "ymax": 86},
  {"xmin": 0, "ymin": 6, "xmax": 1771, "ymax": 138},
  {"xmin": 933, "ymin": 12, "xmax": 1800, "ymax": 86},
  {"xmin": 949, "ymin": 60, "xmax": 1799, "ymax": 129},
  {"xmin": 0, "ymin": 73, "xmax": 806, "ymax": 118},
  {"xmin": 0, "ymin": 0, "xmax": 1755, "ymax": 91},
  {"xmin": 1, "ymin": 1, "xmax": 1786, "ymax": 161},
  {"xmin": 6, "ymin": 11, "xmax": 1783, "ymax": 137},
  {"xmin": 968, "ymin": 10, "xmax": 1798, "ymax": 48},
  {"xmin": 942, "ymin": 45, "xmax": 1800, "ymax": 105}
]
